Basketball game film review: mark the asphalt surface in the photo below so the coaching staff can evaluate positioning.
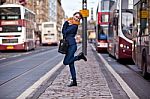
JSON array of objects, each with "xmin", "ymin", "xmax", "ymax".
[
  {"xmin": 101, "ymin": 53, "xmax": 150, "ymax": 99},
  {"xmin": 0, "ymin": 46, "xmax": 64, "ymax": 99}
]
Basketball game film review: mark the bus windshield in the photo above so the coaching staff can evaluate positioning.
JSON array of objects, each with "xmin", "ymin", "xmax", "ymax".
[
  {"xmin": 0, "ymin": 26, "xmax": 22, "ymax": 33},
  {"xmin": 0, "ymin": 7, "xmax": 22, "ymax": 33},
  {"xmin": 101, "ymin": 14, "xmax": 109, "ymax": 22},
  {"xmin": 0, "ymin": 7, "xmax": 21, "ymax": 20},
  {"xmin": 44, "ymin": 24, "xmax": 54, "ymax": 28},
  {"xmin": 98, "ymin": 33, "xmax": 107, "ymax": 40},
  {"xmin": 122, "ymin": 11, "xmax": 133, "ymax": 39}
]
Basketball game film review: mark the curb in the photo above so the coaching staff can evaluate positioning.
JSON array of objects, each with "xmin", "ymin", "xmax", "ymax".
[
  {"xmin": 16, "ymin": 45, "xmax": 82, "ymax": 99},
  {"xmin": 91, "ymin": 44, "xmax": 139, "ymax": 99}
]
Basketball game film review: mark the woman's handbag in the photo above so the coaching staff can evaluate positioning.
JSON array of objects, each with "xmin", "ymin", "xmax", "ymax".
[{"xmin": 58, "ymin": 38, "xmax": 69, "ymax": 54}]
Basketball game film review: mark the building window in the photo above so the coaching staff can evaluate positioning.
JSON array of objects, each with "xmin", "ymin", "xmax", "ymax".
[
  {"xmin": 36, "ymin": 10, "xmax": 39, "ymax": 15},
  {"xmin": 36, "ymin": 1, "xmax": 39, "ymax": 5}
]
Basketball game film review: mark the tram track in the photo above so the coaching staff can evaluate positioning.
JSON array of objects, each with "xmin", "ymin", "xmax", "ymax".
[
  {"xmin": 0, "ymin": 54, "xmax": 60, "ymax": 87},
  {"xmin": 0, "ymin": 46, "xmax": 57, "ymax": 62},
  {"xmin": 0, "ymin": 47, "xmax": 62, "ymax": 87},
  {"xmin": 0, "ymin": 47, "xmax": 57, "ymax": 68}
]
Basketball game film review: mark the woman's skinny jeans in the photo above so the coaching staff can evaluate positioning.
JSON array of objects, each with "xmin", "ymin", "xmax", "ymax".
[{"xmin": 63, "ymin": 44, "xmax": 79, "ymax": 80}]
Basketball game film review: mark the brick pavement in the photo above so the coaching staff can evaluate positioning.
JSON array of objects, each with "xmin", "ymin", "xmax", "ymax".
[{"xmin": 38, "ymin": 45, "xmax": 113, "ymax": 99}]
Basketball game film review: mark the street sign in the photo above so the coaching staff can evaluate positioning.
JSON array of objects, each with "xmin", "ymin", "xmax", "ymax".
[
  {"xmin": 80, "ymin": 10, "xmax": 89, "ymax": 17},
  {"xmin": 140, "ymin": 10, "xmax": 148, "ymax": 18}
]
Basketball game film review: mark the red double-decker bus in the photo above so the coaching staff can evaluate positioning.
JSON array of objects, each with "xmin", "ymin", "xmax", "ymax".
[
  {"xmin": 95, "ymin": 0, "xmax": 111, "ymax": 52},
  {"xmin": 0, "ymin": 4, "xmax": 35, "ymax": 51},
  {"xmin": 108, "ymin": 0, "xmax": 133, "ymax": 60},
  {"xmin": 96, "ymin": 12, "xmax": 109, "ymax": 52}
]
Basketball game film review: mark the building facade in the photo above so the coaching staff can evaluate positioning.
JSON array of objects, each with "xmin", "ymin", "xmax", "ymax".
[
  {"xmin": 34, "ymin": 0, "xmax": 49, "ymax": 31},
  {"xmin": 57, "ymin": 0, "xmax": 64, "ymax": 34},
  {"xmin": 49, "ymin": 0, "xmax": 65, "ymax": 39},
  {"xmin": 49, "ymin": 0, "xmax": 57, "ymax": 22}
]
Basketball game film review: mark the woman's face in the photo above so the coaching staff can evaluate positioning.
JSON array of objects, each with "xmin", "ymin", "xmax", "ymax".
[{"xmin": 73, "ymin": 13, "xmax": 81, "ymax": 22}]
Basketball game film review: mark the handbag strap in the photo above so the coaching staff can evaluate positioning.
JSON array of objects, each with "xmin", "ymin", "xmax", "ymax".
[{"xmin": 63, "ymin": 36, "xmax": 67, "ymax": 40}]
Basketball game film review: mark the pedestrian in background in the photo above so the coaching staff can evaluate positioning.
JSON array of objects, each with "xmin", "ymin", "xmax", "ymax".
[{"xmin": 62, "ymin": 12, "xmax": 87, "ymax": 87}]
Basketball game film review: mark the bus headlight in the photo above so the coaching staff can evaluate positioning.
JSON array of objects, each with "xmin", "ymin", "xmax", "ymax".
[
  {"xmin": 124, "ymin": 45, "xmax": 126, "ymax": 48},
  {"xmin": 0, "ymin": 27, "xmax": 2, "ymax": 31},
  {"xmin": 120, "ymin": 44, "xmax": 123, "ymax": 48},
  {"xmin": 127, "ymin": 46, "xmax": 129, "ymax": 49},
  {"xmin": 18, "ymin": 27, "xmax": 22, "ymax": 31},
  {"xmin": 97, "ymin": 42, "xmax": 101, "ymax": 46}
]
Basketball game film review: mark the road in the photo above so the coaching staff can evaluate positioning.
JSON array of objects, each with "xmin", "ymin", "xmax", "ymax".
[
  {"xmin": 100, "ymin": 53, "xmax": 150, "ymax": 99},
  {"xmin": 0, "ymin": 45, "xmax": 150, "ymax": 99},
  {"xmin": 0, "ymin": 46, "xmax": 64, "ymax": 99}
]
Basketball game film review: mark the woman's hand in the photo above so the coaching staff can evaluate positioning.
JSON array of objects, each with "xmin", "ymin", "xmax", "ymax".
[{"xmin": 68, "ymin": 20, "xmax": 73, "ymax": 25}]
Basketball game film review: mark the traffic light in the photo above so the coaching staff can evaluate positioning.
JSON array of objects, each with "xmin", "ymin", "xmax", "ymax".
[{"xmin": 0, "ymin": 0, "xmax": 6, "ymax": 5}]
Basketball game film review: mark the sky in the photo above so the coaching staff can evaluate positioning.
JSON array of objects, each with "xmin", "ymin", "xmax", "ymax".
[{"xmin": 61, "ymin": 0, "xmax": 99, "ymax": 20}]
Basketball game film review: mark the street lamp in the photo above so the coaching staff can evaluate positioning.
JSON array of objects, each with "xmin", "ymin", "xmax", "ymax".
[{"xmin": 82, "ymin": 0, "xmax": 88, "ymax": 55}]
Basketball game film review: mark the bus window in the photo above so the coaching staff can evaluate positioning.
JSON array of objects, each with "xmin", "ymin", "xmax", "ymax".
[
  {"xmin": 0, "ymin": 7, "xmax": 21, "ymax": 20},
  {"xmin": 101, "ymin": 14, "xmax": 109, "ymax": 22},
  {"xmin": 44, "ymin": 24, "xmax": 54, "ymax": 28},
  {"xmin": 122, "ymin": 11, "xmax": 133, "ymax": 39},
  {"xmin": 0, "ymin": 7, "xmax": 22, "ymax": 33}
]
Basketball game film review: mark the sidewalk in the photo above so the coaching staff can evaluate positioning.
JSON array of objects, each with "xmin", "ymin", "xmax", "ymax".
[{"xmin": 38, "ymin": 44, "xmax": 113, "ymax": 99}]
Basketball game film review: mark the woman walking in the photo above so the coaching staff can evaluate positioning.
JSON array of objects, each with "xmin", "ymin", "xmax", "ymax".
[{"xmin": 62, "ymin": 12, "xmax": 87, "ymax": 87}]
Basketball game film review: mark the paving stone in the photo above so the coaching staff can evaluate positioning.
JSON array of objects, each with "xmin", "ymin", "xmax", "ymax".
[{"xmin": 38, "ymin": 45, "xmax": 113, "ymax": 99}]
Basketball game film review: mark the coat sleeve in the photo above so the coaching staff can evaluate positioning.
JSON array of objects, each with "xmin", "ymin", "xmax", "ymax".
[
  {"xmin": 63, "ymin": 25, "xmax": 78, "ymax": 36},
  {"xmin": 62, "ymin": 21, "xmax": 69, "ymax": 37}
]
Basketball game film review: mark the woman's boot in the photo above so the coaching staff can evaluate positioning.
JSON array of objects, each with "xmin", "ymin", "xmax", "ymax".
[
  {"xmin": 78, "ymin": 52, "xmax": 87, "ymax": 61},
  {"xmin": 67, "ymin": 79, "xmax": 77, "ymax": 87}
]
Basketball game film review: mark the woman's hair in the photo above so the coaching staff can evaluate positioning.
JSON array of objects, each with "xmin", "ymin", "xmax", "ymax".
[{"xmin": 73, "ymin": 12, "xmax": 83, "ymax": 19}]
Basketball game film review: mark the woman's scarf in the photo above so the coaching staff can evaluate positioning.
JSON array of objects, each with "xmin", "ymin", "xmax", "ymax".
[{"xmin": 67, "ymin": 17, "xmax": 80, "ymax": 25}]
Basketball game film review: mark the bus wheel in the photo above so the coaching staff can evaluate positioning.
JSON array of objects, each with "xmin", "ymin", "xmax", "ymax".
[{"xmin": 142, "ymin": 51, "xmax": 147, "ymax": 78}]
